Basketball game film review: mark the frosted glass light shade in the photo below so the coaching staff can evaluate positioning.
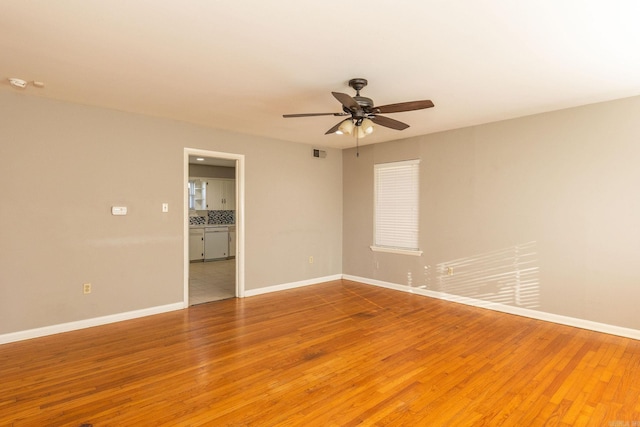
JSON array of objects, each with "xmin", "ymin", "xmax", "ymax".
[
  {"xmin": 338, "ymin": 119, "xmax": 355, "ymax": 135},
  {"xmin": 360, "ymin": 118, "xmax": 374, "ymax": 135}
]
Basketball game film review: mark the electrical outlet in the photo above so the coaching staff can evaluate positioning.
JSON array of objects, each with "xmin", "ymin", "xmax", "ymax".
[
  {"xmin": 309, "ymin": 256, "xmax": 314, "ymax": 264},
  {"xmin": 447, "ymin": 267, "xmax": 454, "ymax": 276},
  {"xmin": 83, "ymin": 283, "xmax": 91, "ymax": 294}
]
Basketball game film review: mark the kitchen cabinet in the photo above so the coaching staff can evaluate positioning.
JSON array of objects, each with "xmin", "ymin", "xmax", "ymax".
[
  {"xmin": 205, "ymin": 179, "xmax": 235, "ymax": 210},
  {"xmin": 204, "ymin": 227, "xmax": 228, "ymax": 260},
  {"xmin": 229, "ymin": 227, "xmax": 236, "ymax": 258},
  {"xmin": 188, "ymin": 179, "xmax": 207, "ymax": 210},
  {"xmin": 222, "ymin": 179, "xmax": 236, "ymax": 210},
  {"xmin": 189, "ymin": 228, "xmax": 204, "ymax": 261}
]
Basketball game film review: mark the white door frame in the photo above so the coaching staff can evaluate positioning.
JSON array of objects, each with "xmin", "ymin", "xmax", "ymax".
[{"xmin": 183, "ymin": 148, "xmax": 245, "ymax": 307}]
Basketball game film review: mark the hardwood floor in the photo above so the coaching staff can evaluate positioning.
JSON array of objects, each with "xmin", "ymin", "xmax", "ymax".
[{"xmin": 2, "ymin": 279, "xmax": 640, "ymax": 426}]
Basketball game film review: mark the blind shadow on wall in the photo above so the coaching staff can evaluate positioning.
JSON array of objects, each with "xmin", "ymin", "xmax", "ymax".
[{"xmin": 415, "ymin": 241, "xmax": 540, "ymax": 308}]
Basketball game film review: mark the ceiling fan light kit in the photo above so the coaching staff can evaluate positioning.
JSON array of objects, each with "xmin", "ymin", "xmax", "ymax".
[
  {"xmin": 283, "ymin": 78, "xmax": 434, "ymax": 138},
  {"xmin": 337, "ymin": 119, "xmax": 354, "ymax": 135},
  {"xmin": 360, "ymin": 118, "xmax": 374, "ymax": 135}
]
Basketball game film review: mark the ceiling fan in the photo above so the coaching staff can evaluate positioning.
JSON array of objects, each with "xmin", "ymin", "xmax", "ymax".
[{"xmin": 283, "ymin": 78, "xmax": 434, "ymax": 137}]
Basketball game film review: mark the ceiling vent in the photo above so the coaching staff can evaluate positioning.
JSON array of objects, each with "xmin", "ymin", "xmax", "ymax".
[{"xmin": 313, "ymin": 149, "xmax": 327, "ymax": 158}]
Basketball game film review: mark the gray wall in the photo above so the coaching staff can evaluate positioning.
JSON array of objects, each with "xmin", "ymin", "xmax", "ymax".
[
  {"xmin": 0, "ymin": 90, "xmax": 343, "ymax": 335},
  {"xmin": 4, "ymin": 87, "xmax": 640, "ymax": 337},
  {"xmin": 343, "ymin": 95, "xmax": 640, "ymax": 330}
]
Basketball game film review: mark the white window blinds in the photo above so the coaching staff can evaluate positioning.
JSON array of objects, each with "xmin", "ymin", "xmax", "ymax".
[{"xmin": 373, "ymin": 160, "xmax": 420, "ymax": 252}]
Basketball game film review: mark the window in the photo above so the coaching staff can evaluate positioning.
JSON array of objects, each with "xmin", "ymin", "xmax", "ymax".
[{"xmin": 371, "ymin": 159, "xmax": 422, "ymax": 256}]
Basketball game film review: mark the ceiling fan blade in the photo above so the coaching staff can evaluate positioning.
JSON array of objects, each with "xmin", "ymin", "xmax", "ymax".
[
  {"xmin": 283, "ymin": 112, "xmax": 345, "ymax": 118},
  {"xmin": 332, "ymin": 92, "xmax": 361, "ymax": 112},
  {"xmin": 374, "ymin": 100, "xmax": 434, "ymax": 114},
  {"xmin": 324, "ymin": 121, "xmax": 343, "ymax": 135},
  {"xmin": 370, "ymin": 115, "xmax": 410, "ymax": 130}
]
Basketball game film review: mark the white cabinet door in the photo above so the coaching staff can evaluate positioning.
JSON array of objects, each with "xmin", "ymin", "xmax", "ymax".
[
  {"xmin": 204, "ymin": 228, "xmax": 228, "ymax": 260},
  {"xmin": 205, "ymin": 179, "xmax": 222, "ymax": 210},
  {"xmin": 189, "ymin": 228, "xmax": 204, "ymax": 261},
  {"xmin": 223, "ymin": 179, "xmax": 236, "ymax": 210},
  {"xmin": 229, "ymin": 229, "xmax": 236, "ymax": 258},
  {"xmin": 205, "ymin": 179, "xmax": 235, "ymax": 210}
]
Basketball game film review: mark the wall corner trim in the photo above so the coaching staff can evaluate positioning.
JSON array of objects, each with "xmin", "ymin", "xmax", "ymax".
[
  {"xmin": 0, "ymin": 302, "xmax": 184, "ymax": 345},
  {"xmin": 342, "ymin": 274, "xmax": 640, "ymax": 341}
]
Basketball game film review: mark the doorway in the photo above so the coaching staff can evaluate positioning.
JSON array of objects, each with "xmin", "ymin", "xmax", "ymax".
[{"xmin": 183, "ymin": 148, "xmax": 244, "ymax": 307}]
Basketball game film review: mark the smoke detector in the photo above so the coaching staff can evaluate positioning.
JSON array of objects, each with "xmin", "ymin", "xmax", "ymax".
[{"xmin": 9, "ymin": 78, "xmax": 28, "ymax": 89}]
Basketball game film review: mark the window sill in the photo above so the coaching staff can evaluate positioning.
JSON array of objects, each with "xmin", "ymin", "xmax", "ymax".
[{"xmin": 370, "ymin": 246, "xmax": 423, "ymax": 256}]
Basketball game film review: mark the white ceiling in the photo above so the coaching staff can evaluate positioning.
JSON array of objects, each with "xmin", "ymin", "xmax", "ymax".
[
  {"xmin": 188, "ymin": 155, "xmax": 234, "ymax": 167},
  {"xmin": 3, "ymin": 1, "xmax": 640, "ymax": 150}
]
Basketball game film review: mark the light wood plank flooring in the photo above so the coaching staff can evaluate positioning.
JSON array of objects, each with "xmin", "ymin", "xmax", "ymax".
[
  {"xmin": 189, "ymin": 258, "xmax": 235, "ymax": 304},
  {"xmin": 2, "ymin": 279, "xmax": 640, "ymax": 426}
]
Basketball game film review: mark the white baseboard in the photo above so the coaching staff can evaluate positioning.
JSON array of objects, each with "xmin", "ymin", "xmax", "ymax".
[
  {"xmin": 0, "ymin": 302, "xmax": 184, "ymax": 345},
  {"xmin": 343, "ymin": 274, "xmax": 640, "ymax": 341},
  {"xmin": 244, "ymin": 274, "xmax": 343, "ymax": 297},
  {"xmin": 6, "ymin": 274, "xmax": 639, "ymax": 345},
  {"xmin": 1, "ymin": 274, "xmax": 339, "ymax": 344}
]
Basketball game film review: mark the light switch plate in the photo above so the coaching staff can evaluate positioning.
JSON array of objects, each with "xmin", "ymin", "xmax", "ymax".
[{"xmin": 162, "ymin": 203, "xmax": 169, "ymax": 213}]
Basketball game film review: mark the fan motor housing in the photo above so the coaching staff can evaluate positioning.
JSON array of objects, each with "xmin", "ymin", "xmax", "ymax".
[
  {"xmin": 349, "ymin": 78, "xmax": 373, "ymax": 113},
  {"xmin": 354, "ymin": 96, "xmax": 373, "ymax": 109}
]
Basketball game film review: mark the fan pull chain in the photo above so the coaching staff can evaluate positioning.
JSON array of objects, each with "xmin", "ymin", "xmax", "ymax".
[{"xmin": 356, "ymin": 133, "xmax": 360, "ymax": 157}]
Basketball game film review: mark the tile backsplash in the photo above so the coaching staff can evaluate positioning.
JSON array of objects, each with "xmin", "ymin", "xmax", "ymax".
[
  {"xmin": 189, "ymin": 210, "xmax": 235, "ymax": 225},
  {"xmin": 189, "ymin": 216, "xmax": 206, "ymax": 225},
  {"xmin": 208, "ymin": 210, "xmax": 235, "ymax": 224}
]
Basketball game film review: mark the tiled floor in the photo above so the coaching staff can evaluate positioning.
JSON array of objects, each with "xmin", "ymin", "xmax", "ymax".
[{"xmin": 189, "ymin": 259, "xmax": 236, "ymax": 305}]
